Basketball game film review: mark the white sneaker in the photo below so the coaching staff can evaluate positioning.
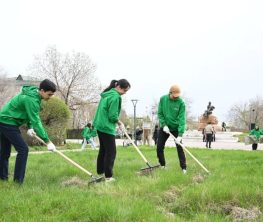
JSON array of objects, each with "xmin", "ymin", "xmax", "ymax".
[
  {"xmin": 105, "ymin": 177, "xmax": 116, "ymax": 183},
  {"xmin": 182, "ymin": 169, "xmax": 187, "ymax": 174},
  {"xmin": 160, "ymin": 166, "xmax": 166, "ymax": 170}
]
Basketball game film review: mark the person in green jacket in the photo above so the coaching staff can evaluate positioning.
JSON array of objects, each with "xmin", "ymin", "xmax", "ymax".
[
  {"xmin": 81, "ymin": 123, "xmax": 96, "ymax": 150},
  {"xmin": 0, "ymin": 79, "xmax": 56, "ymax": 184},
  {"xmin": 93, "ymin": 79, "xmax": 130, "ymax": 182},
  {"xmin": 157, "ymin": 84, "xmax": 187, "ymax": 174},
  {"xmin": 90, "ymin": 124, "xmax": 97, "ymax": 148},
  {"xmin": 249, "ymin": 125, "xmax": 262, "ymax": 150}
]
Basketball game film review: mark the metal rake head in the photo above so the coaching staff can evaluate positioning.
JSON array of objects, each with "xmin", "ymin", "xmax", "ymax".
[
  {"xmin": 88, "ymin": 176, "xmax": 105, "ymax": 186},
  {"xmin": 138, "ymin": 164, "xmax": 160, "ymax": 175}
]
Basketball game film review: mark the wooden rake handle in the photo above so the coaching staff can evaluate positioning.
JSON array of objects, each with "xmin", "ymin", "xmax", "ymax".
[
  {"xmin": 120, "ymin": 125, "xmax": 149, "ymax": 164},
  {"xmin": 169, "ymin": 133, "xmax": 210, "ymax": 174},
  {"xmin": 33, "ymin": 135, "xmax": 93, "ymax": 177}
]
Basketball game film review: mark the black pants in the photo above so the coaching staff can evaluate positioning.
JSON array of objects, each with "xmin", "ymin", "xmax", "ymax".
[
  {"xmin": 252, "ymin": 143, "xmax": 258, "ymax": 150},
  {"xmin": 206, "ymin": 134, "xmax": 213, "ymax": 148},
  {"xmin": 0, "ymin": 123, "xmax": 29, "ymax": 183},
  {"xmin": 156, "ymin": 128, "xmax": 186, "ymax": 170},
  {"xmin": 97, "ymin": 130, "xmax": 116, "ymax": 178}
]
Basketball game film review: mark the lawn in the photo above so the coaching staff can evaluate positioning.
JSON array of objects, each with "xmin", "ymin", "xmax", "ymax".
[{"xmin": 0, "ymin": 145, "xmax": 262, "ymax": 221}]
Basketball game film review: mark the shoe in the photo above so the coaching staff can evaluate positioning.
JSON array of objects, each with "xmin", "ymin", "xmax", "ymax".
[
  {"xmin": 160, "ymin": 166, "xmax": 166, "ymax": 170},
  {"xmin": 105, "ymin": 177, "xmax": 116, "ymax": 183},
  {"xmin": 182, "ymin": 169, "xmax": 187, "ymax": 174}
]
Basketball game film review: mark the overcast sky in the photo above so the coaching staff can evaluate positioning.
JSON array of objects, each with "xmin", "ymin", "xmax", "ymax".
[{"xmin": 0, "ymin": 0, "xmax": 263, "ymax": 122}]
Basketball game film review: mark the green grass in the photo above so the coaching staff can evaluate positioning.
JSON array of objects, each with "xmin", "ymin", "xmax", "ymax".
[{"xmin": 1, "ymin": 145, "xmax": 262, "ymax": 221}]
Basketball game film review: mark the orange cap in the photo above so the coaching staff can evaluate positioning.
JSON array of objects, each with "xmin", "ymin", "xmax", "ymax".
[{"xmin": 169, "ymin": 85, "xmax": 181, "ymax": 97}]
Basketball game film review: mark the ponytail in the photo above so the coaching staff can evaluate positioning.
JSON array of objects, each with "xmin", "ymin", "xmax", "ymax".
[
  {"xmin": 103, "ymin": 80, "xmax": 118, "ymax": 92},
  {"xmin": 103, "ymin": 79, "xmax": 131, "ymax": 92}
]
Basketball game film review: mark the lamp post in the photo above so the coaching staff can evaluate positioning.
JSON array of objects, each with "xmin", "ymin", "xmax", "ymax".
[
  {"xmin": 251, "ymin": 109, "xmax": 255, "ymax": 130},
  {"xmin": 131, "ymin": 99, "xmax": 138, "ymax": 144},
  {"xmin": 249, "ymin": 108, "xmax": 255, "ymax": 130}
]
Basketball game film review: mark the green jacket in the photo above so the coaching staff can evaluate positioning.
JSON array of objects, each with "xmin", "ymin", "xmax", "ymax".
[
  {"xmin": 249, "ymin": 128, "xmax": 262, "ymax": 140},
  {"xmin": 158, "ymin": 94, "xmax": 186, "ymax": 136},
  {"xmin": 91, "ymin": 128, "xmax": 97, "ymax": 137},
  {"xmin": 93, "ymin": 88, "xmax": 121, "ymax": 136},
  {"xmin": 0, "ymin": 86, "xmax": 49, "ymax": 142},
  {"xmin": 82, "ymin": 127, "xmax": 91, "ymax": 140}
]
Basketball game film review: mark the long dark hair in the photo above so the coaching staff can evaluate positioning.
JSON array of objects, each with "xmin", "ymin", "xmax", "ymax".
[{"xmin": 103, "ymin": 79, "xmax": 131, "ymax": 92}]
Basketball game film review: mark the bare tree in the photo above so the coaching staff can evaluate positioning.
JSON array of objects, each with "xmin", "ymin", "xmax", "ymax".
[
  {"xmin": 183, "ymin": 95, "xmax": 195, "ymax": 129},
  {"xmin": 0, "ymin": 67, "xmax": 17, "ymax": 108},
  {"xmin": 28, "ymin": 46, "xmax": 102, "ymax": 109},
  {"xmin": 227, "ymin": 96, "xmax": 263, "ymax": 130}
]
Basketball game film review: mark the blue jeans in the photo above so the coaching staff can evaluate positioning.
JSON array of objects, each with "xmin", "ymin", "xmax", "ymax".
[{"xmin": 0, "ymin": 123, "xmax": 29, "ymax": 183}]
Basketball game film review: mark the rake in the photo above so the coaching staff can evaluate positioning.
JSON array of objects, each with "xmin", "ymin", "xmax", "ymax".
[
  {"xmin": 121, "ymin": 124, "xmax": 160, "ymax": 174},
  {"xmin": 33, "ymin": 135, "xmax": 105, "ymax": 185},
  {"xmin": 169, "ymin": 133, "xmax": 210, "ymax": 174}
]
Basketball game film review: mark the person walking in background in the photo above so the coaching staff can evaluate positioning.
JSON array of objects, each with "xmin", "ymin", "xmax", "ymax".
[
  {"xmin": 202, "ymin": 128, "xmax": 206, "ymax": 142},
  {"xmin": 222, "ymin": 122, "xmax": 226, "ymax": 131},
  {"xmin": 135, "ymin": 126, "xmax": 143, "ymax": 145},
  {"xmin": 0, "ymin": 79, "xmax": 57, "ymax": 184},
  {"xmin": 143, "ymin": 128, "xmax": 151, "ymax": 146},
  {"xmin": 249, "ymin": 125, "xmax": 262, "ymax": 150},
  {"xmin": 81, "ymin": 123, "xmax": 96, "ymax": 150},
  {"xmin": 152, "ymin": 124, "xmax": 159, "ymax": 145},
  {"xmin": 90, "ymin": 124, "xmax": 98, "ymax": 148},
  {"xmin": 204, "ymin": 122, "xmax": 214, "ymax": 148},
  {"xmin": 212, "ymin": 125, "xmax": 216, "ymax": 142},
  {"xmin": 157, "ymin": 84, "xmax": 187, "ymax": 174},
  {"xmin": 93, "ymin": 79, "xmax": 130, "ymax": 182},
  {"xmin": 81, "ymin": 124, "xmax": 88, "ymax": 149}
]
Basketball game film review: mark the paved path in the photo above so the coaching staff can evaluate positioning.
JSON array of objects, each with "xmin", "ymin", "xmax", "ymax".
[
  {"xmin": 10, "ymin": 139, "xmax": 261, "ymax": 157},
  {"xmin": 116, "ymin": 138, "xmax": 262, "ymax": 151}
]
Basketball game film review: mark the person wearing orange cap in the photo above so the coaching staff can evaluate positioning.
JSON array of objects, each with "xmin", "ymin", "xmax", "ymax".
[{"xmin": 157, "ymin": 84, "xmax": 187, "ymax": 173}]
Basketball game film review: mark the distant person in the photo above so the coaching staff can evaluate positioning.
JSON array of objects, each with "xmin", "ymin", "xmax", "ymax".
[
  {"xmin": 90, "ymin": 124, "xmax": 98, "ymax": 148},
  {"xmin": 135, "ymin": 126, "xmax": 143, "ymax": 145},
  {"xmin": 222, "ymin": 122, "xmax": 226, "ymax": 131},
  {"xmin": 0, "ymin": 79, "xmax": 57, "ymax": 184},
  {"xmin": 93, "ymin": 79, "xmax": 130, "ymax": 182},
  {"xmin": 143, "ymin": 128, "xmax": 151, "ymax": 145},
  {"xmin": 157, "ymin": 84, "xmax": 187, "ymax": 174},
  {"xmin": 212, "ymin": 126, "xmax": 216, "ymax": 142},
  {"xmin": 81, "ymin": 123, "xmax": 96, "ymax": 150},
  {"xmin": 202, "ymin": 128, "xmax": 206, "ymax": 142},
  {"xmin": 249, "ymin": 125, "xmax": 262, "ymax": 150},
  {"xmin": 204, "ymin": 122, "xmax": 214, "ymax": 148},
  {"xmin": 152, "ymin": 124, "xmax": 159, "ymax": 145}
]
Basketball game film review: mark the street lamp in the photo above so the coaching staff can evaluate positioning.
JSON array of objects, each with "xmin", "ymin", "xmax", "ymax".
[
  {"xmin": 131, "ymin": 99, "xmax": 138, "ymax": 144},
  {"xmin": 249, "ymin": 108, "xmax": 255, "ymax": 130},
  {"xmin": 252, "ymin": 109, "xmax": 256, "ymax": 130}
]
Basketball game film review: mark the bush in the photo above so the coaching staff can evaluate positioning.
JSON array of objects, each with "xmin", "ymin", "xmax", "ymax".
[
  {"xmin": 20, "ymin": 97, "xmax": 70, "ymax": 146},
  {"xmin": 40, "ymin": 97, "xmax": 71, "ymax": 145}
]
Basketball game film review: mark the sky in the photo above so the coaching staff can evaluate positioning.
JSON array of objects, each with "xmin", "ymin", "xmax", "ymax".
[{"xmin": 0, "ymin": 0, "xmax": 263, "ymax": 122}]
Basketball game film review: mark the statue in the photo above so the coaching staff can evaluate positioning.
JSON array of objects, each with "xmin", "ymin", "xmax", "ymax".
[
  {"xmin": 203, "ymin": 101, "xmax": 215, "ymax": 118},
  {"xmin": 198, "ymin": 101, "xmax": 218, "ymax": 131}
]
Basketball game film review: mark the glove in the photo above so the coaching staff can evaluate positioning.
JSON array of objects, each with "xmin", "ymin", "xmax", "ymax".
[
  {"xmin": 175, "ymin": 136, "xmax": 182, "ymax": 144},
  {"xmin": 163, "ymin": 126, "xmax": 170, "ymax": 134},
  {"xmin": 27, "ymin": 129, "xmax": 36, "ymax": 137},
  {"xmin": 47, "ymin": 141, "xmax": 56, "ymax": 151},
  {"xmin": 117, "ymin": 121, "xmax": 125, "ymax": 131}
]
